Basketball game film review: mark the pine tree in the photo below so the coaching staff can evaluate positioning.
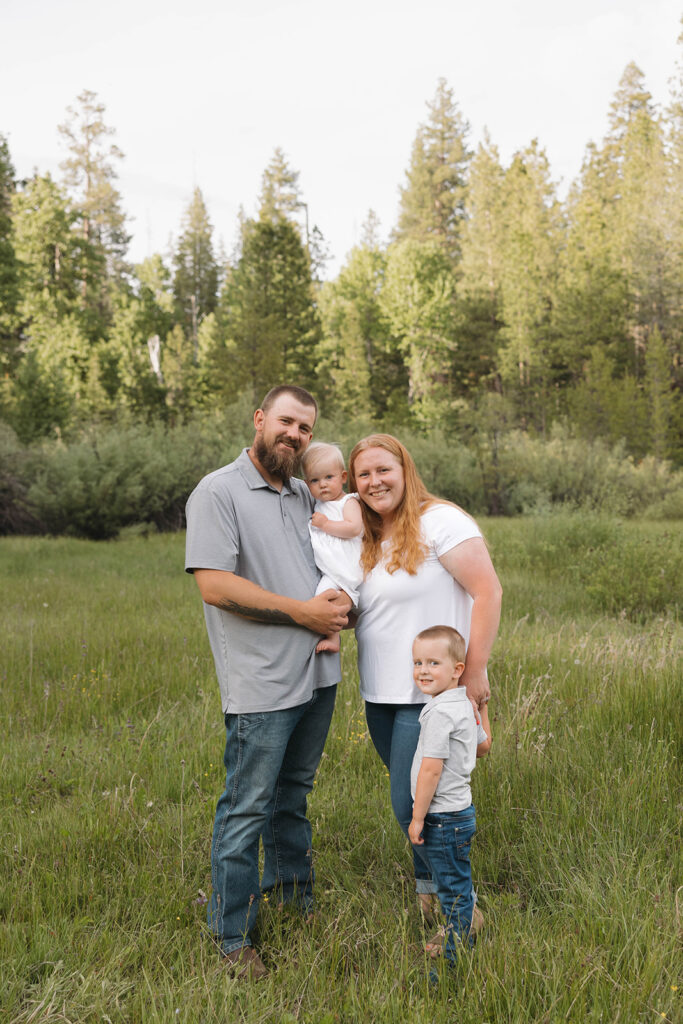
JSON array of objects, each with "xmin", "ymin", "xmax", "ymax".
[
  {"xmin": 497, "ymin": 141, "xmax": 562, "ymax": 429},
  {"xmin": 380, "ymin": 237, "xmax": 457, "ymax": 427},
  {"xmin": 58, "ymin": 89, "xmax": 130, "ymax": 337},
  {"xmin": 259, "ymin": 147, "xmax": 303, "ymax": 225},
  {"xmin": 172, "ymin": 188, "xmax": 218, "ymax": 357},
  {"xmin": 395, "ymin": 78, "xmax": 471, "ymax": 263},
  {"xmin": 317, "ymin": 214, "xmax": 406, "ymax": 420},
  {"xmin": 603, "ymin": 64, "xmax": 676, "ymax": 374},
  {"xmin": 455, "ymin": 134, "xmax": 506, "ymax": 392},
  {"xmin": 0, "ymin": 134, "xmax": 20, "ymax": 373},
  {"xmin": 217, "ymin": 217, "xmax": 320, "ymax": 402}
]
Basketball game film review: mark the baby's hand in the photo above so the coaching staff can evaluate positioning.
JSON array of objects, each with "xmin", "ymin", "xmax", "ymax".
[{"xmin": 311, "ymin": 511, "xmax": 328, "ymax": 530}]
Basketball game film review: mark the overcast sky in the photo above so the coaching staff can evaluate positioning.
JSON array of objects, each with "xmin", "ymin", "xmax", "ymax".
[{"xmin": 2, "ymin": 0, "xmax": 681, "ymax": 277}]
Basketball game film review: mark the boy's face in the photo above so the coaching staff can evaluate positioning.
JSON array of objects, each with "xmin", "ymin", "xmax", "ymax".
[
  {"xmin": 412, "ymin": 637, "xmax": 464, "ymax": 698},
  {"xmin": 305, "ymin": 461, "xmax": 347, "ymax": 503}
]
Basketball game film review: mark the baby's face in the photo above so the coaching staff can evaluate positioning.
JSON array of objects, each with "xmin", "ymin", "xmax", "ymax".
[{"xmin": 305, "ymin": 461, "xmax": 347, "ymax": 503}]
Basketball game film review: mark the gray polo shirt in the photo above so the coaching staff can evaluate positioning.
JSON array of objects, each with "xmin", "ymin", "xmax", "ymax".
[
  {"xmin": 410, "ymin": 688, "xmax": 486, "ymax": 813},
  {"xmin": 185, "ymin": 449, "xmax": 341, "ymax": 714}
]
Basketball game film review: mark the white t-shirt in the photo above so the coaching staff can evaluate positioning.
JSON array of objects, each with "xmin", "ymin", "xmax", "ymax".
[{"xmin": 355, "ymin": 504, "xmax": 482, "ymax": 704}]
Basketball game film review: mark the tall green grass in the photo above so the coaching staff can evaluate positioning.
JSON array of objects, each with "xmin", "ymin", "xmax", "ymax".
[{"xmin": 1, "ymin": 517, "xmax": 681, "ymax": 1022}]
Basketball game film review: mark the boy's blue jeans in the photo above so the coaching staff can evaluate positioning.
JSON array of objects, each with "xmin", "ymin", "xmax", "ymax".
[
  {"xmin": 208, "ymin": 684, "xmax": 336, "ymax": 955},
  {"xmin": 419, "ymin": 804, "xmax": 476, "ymax": 964}
]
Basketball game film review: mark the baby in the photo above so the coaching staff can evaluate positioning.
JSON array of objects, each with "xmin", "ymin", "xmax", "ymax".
[{"xmin": 302, "ymin": 442, "xmax": 364, "ymax": 653}]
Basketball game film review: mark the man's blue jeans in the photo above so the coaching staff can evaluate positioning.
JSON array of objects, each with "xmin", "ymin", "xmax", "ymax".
[
  {"xmin": 208, "ymin": 684, "xmax": 336, "ymax": 954},
  {"xmin": 364, "ymin": 702, "xmax": 436, "ymax": 893},
  {"xmin": 420, "ymin": 804, "xmax": 476, "ymax": 964}
]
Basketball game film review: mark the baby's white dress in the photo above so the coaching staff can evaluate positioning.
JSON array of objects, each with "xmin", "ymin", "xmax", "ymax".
[{"xmin": 309, "ymin": 492, "xmax": 363, "ymax": 606}]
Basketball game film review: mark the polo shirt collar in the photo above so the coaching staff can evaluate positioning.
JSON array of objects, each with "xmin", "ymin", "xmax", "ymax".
[
  {"xmin": 236, "ymin": 448, "xmax": 295, "ymax": 495},
  {"xmin": 430, "ymin": 688, "xmax": 468, "ymax": 709}
]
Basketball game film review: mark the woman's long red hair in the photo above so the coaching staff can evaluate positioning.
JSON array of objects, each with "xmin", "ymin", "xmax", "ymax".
[{"xmin": 348, "ymin": 434, "xmax": 441, "ymax": 576}]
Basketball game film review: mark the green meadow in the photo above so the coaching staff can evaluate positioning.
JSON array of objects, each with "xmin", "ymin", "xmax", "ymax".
[{"xmin": 1, "ymin": 517, "xmax": 681, "ymax": 1023}]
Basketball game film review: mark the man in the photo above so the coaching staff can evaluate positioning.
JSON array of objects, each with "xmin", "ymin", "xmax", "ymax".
[{"xmin": 185, "ymin": 385, "xmax": 349, "ymax": 980}]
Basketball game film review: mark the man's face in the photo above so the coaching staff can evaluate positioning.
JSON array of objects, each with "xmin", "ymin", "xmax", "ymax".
[{"xmin": 252, "ymin": 394, "xmax": 316, "ymax": 482}]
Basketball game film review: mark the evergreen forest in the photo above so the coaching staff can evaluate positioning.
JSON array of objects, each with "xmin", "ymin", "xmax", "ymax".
[{"xmin": 1, "ymin": 32, "xmax": 682, "ymax": 536}]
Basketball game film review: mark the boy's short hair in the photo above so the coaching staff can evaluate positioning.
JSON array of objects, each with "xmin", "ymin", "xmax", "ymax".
[
  {"xmin": 414, "ymin": 625, "xmax": 466, "ymax": 664},
  {"xmin": 301, "ymin": 442, "xmax": 346, "ymax": 478}
]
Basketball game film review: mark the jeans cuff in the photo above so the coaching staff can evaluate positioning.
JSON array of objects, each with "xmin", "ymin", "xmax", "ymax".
[
  {"xmin": 219, "ymin": 938, "xmax": 253, "ymax": 955},
  {"xmin": 415, "ymin": 879, "xmax": 437, "ymax": 895}
]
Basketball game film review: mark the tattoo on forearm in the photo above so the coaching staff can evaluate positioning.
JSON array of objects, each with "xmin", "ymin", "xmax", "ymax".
[{"xmin": 217, "ymin": 598, "xmax": 297, "ymax": 626}]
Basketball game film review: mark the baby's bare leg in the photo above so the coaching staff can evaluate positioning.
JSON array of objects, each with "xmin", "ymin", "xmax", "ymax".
[{"xmin": 316, "ymin": 633, "xmax": 341, "ymax": 654}]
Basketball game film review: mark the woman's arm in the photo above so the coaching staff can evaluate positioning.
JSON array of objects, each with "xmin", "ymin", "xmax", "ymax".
[{"xmin": 438, "ymin": 537, "xmax": 502, "ymax": 706}]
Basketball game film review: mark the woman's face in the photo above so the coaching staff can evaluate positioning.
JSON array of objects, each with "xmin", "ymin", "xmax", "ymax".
[{"xmin": 353, "ymin": 447, "xmax": 406, "ymax": 524}]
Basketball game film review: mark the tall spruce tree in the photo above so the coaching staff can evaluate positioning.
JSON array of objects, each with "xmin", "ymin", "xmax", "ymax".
[
  {"xmin": 317, "ymin": 213, "xmax": 406, "ymax": 420},
  {"xmin": 172, "ymin": 187, "xmax": 218, "ymax": 358},
  {"xmin": 217, "ymin": 215, "xmax": 320, "ymax": 401},
  {"xmin": 0, "ymin": 134, "xmax": 20, "ymax": 374},
  {"xmin": 380, "ymin": 237, "xmax": 457, "ymax": 427},
  {"xmin": 455, "ymin": 133, "xmax": 506, "ymax": 392},
  {"xmin": 395, "ymin": 78, "xmax": 471, "ymax": 263},
  {"xmin": 497, "ymin": 141, "xmax": 562, "ymax": 430},
  {"xmin": 58, "ymin": 89, "xmax": 130, "ymax": 338}
]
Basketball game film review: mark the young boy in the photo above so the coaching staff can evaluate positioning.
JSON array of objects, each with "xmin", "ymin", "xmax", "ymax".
[{"xmin": 408, "ymin": 625, "xmax": 492, "ymax": 968}]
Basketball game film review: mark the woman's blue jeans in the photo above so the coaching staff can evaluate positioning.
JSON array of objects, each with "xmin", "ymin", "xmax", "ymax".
[
  {"xmin": 208, "ymin": 684, "xmax": 336, "ymax": 954},
  {"xmin": 364, "ymin": 702, "xmax": 436, "ymax": 894}
]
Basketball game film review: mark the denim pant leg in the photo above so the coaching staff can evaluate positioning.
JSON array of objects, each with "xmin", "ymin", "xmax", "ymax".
[
  {"xmin": 261, "ymin": 684, "xmax": 336, "ymax": 908},
  {"xmin": 423, "ymin": 806, "xmax": 476, "ymax": 965},
  {"xmin": 208, "ymin": 686, "xmax": 335, "ymax": 954},
  {"xmin": 365, "ymin": 702, "xmax": 435, "ymax": 892}
]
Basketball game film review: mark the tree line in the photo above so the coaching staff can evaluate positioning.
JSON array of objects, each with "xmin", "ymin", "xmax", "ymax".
[{"xmin": 0, "ymin": 33, "xmax": 681, "ymax": 469}]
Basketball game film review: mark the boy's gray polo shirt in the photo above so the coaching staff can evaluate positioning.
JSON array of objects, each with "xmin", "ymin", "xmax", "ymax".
[
  {"xmin": 410, "ymin": 688, "xmax": 486, "ymax": 812},
  {"xmin": 185, "ymin": 449, "xmax": 340, "ymax": 714}
]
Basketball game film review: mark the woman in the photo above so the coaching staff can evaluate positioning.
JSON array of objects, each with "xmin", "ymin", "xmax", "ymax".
[{"xmin": 348, "ymin": 434, "xmax": 502, "ymax": 920}]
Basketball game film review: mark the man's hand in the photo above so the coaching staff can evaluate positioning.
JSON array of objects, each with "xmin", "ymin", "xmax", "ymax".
[
  {"xmin": 409, "ymin": 816, "xmax": 424, "ymax": 845},
  {"xmin": 298, "ymin": 589, "xmax": 350, "ymax": 634},
  {"xmin": 461, "ymin": 665, "xmax": 490, "ymax": 708},
  {"xmin": 311, "ymin": 511, "xmax": 329, "ymax": 530}
]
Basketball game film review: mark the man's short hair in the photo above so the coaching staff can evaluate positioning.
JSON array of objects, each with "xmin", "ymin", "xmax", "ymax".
[
  {"xmin": 260, "ymin": 385, "xmax": 318, "ymax": 420},
  {"xmin": 415, "ymin": 625, "xmax": 467, "ymax": 664}
]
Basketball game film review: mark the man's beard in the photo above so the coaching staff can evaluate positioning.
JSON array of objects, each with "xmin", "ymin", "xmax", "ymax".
[{"xmin": 253, "ymin": 434, "xmax": 303, "ymax": 483}]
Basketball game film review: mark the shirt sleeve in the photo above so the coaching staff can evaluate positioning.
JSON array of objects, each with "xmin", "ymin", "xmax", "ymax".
[
  {"xmin": 420, "ymin": 709, "xmax": 457, "ymax": 760},
  {"xmin": 423, "ymin": 503, "xmax": 481, "ymax": 557},
  {"xmin": 476, "ymin": 721, "xmax": 487, "ymax": 745},
  {"xmin": 185, "ymin": 480, "xmax": 240, "ymax": 573}
]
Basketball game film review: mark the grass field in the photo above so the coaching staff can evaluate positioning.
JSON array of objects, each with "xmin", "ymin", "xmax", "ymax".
[{"xmin": 1, "ymin": 517, "xmax": 681, "ymax": 1023}]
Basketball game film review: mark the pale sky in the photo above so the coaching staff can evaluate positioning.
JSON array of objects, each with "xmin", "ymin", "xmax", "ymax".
[{"xmin": 1, "ymin": 0, "xmax": 681, "ymax": 277}]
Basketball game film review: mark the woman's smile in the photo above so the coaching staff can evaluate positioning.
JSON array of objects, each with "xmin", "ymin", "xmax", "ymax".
[{"xmin": 353, "ymin": 447, "xmax": 405, "ymax": 522}]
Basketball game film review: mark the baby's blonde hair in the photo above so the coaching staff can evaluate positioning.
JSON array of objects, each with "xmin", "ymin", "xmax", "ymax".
[{"xmin": 302, "ymin": 442, "xmax": 346, "ymax": 479}]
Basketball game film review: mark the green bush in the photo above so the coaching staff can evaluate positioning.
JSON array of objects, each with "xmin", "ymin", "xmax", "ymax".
[
  {"xmin": 26, "ymin": 416, "xmax": 252, "ymax": 539},
  {"xmin": 580, "ymin": 530, "xmax": 683, "ymax": 619},
  {"xmin": 0, "ymin": 422, "xmax": 42, "ymax": 534}
]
